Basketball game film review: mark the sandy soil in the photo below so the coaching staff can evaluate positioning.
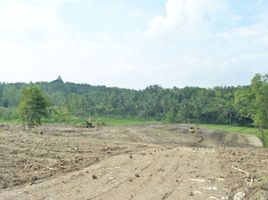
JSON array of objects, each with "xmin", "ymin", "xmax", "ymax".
[{"xmin": 0, "ymin": 124, "xmax": 267, "ymax": 200}]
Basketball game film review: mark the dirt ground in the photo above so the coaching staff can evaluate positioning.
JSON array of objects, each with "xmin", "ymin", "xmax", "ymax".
[{"xmin": 0, "ymin": 124, "xmax": 267, "ymax": 200}]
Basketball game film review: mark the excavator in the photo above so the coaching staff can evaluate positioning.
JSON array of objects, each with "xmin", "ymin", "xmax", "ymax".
[{"xmin": 85, "ymin": 118, "xmax": 94, "ymax": 128}]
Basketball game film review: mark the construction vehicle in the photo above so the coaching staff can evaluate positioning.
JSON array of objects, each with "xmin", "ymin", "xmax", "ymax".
[{"xmin": 85, "ymin": 118, "xmax": 94, "ymax": 128}]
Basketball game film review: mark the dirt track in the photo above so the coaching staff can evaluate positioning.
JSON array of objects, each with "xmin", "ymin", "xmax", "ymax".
[{"xmin": 0, "ymin": 124, "xmax": 267, "ymax": 200}]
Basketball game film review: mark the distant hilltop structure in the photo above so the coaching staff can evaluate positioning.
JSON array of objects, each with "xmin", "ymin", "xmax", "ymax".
[{"xmin": 51, "ymin": 75, "xmax": 64, "ymax": 84}]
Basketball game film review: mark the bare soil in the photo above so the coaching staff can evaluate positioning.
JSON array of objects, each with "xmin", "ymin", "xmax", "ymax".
[{"xmin": 0, "ymin": 124, "xmax": 267, "ymax": 200}]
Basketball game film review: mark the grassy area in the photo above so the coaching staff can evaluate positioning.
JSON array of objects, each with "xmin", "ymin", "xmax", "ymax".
[
  {"xmin": 43, "ymin": 116, "xmax": 155, "ymax": 127},
  {"xmin": 0, "ymin": 116, "xmax": 155, "ymax": 127},
  {"xmin": 0, "ymin": 119, "xmax": 19, "ymax": 124},
  {"xmin": 93, "ymin": 117, "xmax": 154, "ymax": 126},
  {"xmin": 200, "ymin": 124, "xmax": 268, "ymax": 147}
]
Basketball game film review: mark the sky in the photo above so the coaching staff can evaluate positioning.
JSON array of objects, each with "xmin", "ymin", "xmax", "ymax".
[{"xmin": 0, "ymin": 0, "xmax": 268, "ymax": 89}]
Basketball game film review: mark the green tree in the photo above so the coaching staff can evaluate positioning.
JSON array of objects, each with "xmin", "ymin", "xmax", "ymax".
[
  {"xmin": 18, "ymin": 86, "xmax": 50, "ymax": 128},
  {"xmin": 251, "ymin": 74, "xmax": 268, "ymax": 145},
  {"xmin": 234, "ymin": 86, "xmax": 254, "ymax": 125}
]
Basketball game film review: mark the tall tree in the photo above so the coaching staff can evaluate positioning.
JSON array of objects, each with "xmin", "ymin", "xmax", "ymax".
[
  {"xmin": 234, "ymin": 86, "xmax": 254, "ymax": 125},
  {"xmin": 251, "ymin": 74, "xmax": 268, "ymax": 144},
  {"xmin": 18, "ymin": 86, "xmax": 50, "ymax": 128}
]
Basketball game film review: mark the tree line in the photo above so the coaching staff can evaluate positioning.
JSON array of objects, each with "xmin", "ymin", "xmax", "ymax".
[{"xmin": 0, "ymin": 74, "xmax": 267, "ymax": 128}]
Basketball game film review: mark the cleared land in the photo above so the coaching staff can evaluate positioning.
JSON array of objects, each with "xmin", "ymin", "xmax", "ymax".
[{"xmin": 0, "ymin": 124, "xmax": 267, "ymax": 200}]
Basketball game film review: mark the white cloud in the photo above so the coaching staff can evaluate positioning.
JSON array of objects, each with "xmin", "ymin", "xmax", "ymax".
[
  {"xmin": 218, "ymin": 23, "xmax": 267, "ymax": 38},
  {"xmin": 217, "ymin": 22, "xmax": 268, "ymax": 48},
  {"xmin": 0, "ymin": 0, "xmax": 268, "ymax": 89},
  {"xmin": 96, "ymin": 32, "xmax": 112, "ymax": 42},
  {"xmin": 222, "ymin": 51, "xmax": 268, "ymax": 65},
  {"xmin": 0, "ymin": 0, "xmax": 71, "ymax": 43},
  {"xmin": 146, "ymin": 0, "xmax": 227, "ymax": 37},
  {"xmin": 141, "ymin": 0, "xmax": 268, "ymax": 88},
  {"xmin": 0, "ymin": 0, "xmax": 81, "ymax": 82},
  {"xmin": 130, "ymin": 8, "xmax": 144, "ymax": 20}
]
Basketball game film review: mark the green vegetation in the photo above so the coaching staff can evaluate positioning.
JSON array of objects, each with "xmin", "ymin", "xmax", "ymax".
[
  {"xmin": 251, "ymin": 74, "xmax": 268, "ymax": 145},
  {"xmin": 91, "ymin": 117, "xmax": 153, "ymax": 126},
  {"xmin": 0, "ymin": 107, "xmax": 18, "ymax": 120},
  {"xmin": 0, "ymin": 119, "xmax": 19, "ymax": 124},
  {"xmin": 0, "ymin": 82, "xmax": 248, "ymax": 124},
  {"xmin": 43, "ymin": 116, "xmax": 151, "ymax": 127},
  {"xmin": 0, "ymin": 74, "xmax": 267, "ymax": 144},
  {"xmin": 18, "ymin": 86, "xmax": 51, "ymax": 128}
]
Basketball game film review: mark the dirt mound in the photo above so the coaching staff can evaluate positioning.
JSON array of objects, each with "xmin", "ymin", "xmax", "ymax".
[{"xmin": 206, "ymin": 130, "xmax": 263, "ymax": 148}]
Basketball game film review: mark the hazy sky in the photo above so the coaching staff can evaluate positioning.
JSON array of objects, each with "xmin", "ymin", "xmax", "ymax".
[{"xmin": 0, "ymin": 0, "xmax": 268, "ymax": 89}]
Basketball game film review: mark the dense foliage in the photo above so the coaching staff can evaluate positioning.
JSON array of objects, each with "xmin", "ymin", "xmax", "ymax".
[
  {"xmin": 0, "ymin": 75, "xmax": 267, "ymax": 127},
  {"xmin": 18, "ymin": 86, "xmax": 50, "ymax": 128}
]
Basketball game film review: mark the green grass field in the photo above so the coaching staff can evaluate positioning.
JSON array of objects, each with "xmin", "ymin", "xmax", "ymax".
[
  {"xmin": 0, "ymin": 116, "xmax": 155, "ymax": 127},
  {"xmin": 0, "ymin": 119, "xmax": 19, "ymax": 124},
  {"xmin": 92, "ymin": 117, "xmax": 155, "ymax": 126},
  {"xmin": 43, "ymin": 116, "xmax": 155, "ymax": 127}
]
